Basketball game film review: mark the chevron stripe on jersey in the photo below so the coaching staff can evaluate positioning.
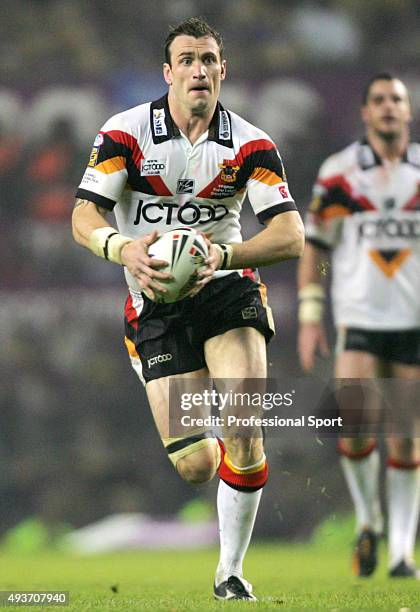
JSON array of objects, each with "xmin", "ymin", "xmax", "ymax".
[
  {"xmin": 76, "ymin": 94, "xmax": 296, "ymax": 291},
  {"xmin": 305, "ymin": 141, "xmax": 420, "ymax": 329}
]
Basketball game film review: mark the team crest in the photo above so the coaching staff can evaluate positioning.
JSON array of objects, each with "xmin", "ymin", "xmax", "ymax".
[{"xmin": 219, "ymin": 160, "xmax": 240, "ymax": 183}]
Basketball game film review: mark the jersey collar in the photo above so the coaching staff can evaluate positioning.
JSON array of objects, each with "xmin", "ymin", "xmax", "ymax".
[
  {"xmin": 150, "ymin": 94, "xmax": 233, "ymax": 147},
  {"xmin": 357, "ymin": 139, "xmax": 382, "ymax": 169},
  {"xmin": 358, "ymin": 138, "xmax": 420, "ymax": 169}
]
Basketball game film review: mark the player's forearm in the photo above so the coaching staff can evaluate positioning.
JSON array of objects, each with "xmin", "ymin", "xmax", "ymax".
[
  {"xmin": 72, "ymin": 199, "xmax": 113, "ymax": 248},
  {"xmin": 297, "ymin": 242, "xmax": 330, "ymax": 324},
  {"xmin": 297, "ymin": 242, "xmax": 327, "ymax": 289},
  {"xmin": 227, "ymin": 211, "xmax": 305, "ymax": 269},
  {"xmin": 72, "ymin": 199, "xmax": 134, "ymax": 264}
]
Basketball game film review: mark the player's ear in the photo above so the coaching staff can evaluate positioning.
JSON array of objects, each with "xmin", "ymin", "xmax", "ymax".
[
  {"xmin": 163, "ymin": 63, "xmax": 172, "ymax": 86},
  {"xmin": 220, "ymin": 59, "xmax": 227, "ymax": 81}
]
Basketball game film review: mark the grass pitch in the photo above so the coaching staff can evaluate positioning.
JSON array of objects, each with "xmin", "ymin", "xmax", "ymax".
[{"xmin": 0, "ymin": 543, "xmax": 419, "ymax": 611}]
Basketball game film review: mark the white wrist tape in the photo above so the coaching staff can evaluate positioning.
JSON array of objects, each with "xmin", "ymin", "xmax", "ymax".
[
  {"xmin": 298, "ymin": 283, "xmax": 326, "ymax": 323},
  {"xmin": 88, "ymin": 227, "xmax": 133, "ymax": 265},
  {"xmin": 214, "ymin": 243, "xmax": 234, "ymax": 270}
]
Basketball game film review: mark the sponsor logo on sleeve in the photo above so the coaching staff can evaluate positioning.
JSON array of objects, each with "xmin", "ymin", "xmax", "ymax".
[
  {"xmin": 141, "ymin": 159, "xmax": 166, "ymax": 176},
  {"xmin": 153, "ymin": 108, "xmax": 167, "ymax": 137},
  {"xmin": 278, "ymin": 183, "xmax": 290, "ymax": 199},
  {"xmin": 176, "ymin": 179, "xmax": 195, "ymax": 194},
  {"xmin": 88, "ymin": 146, "xmax": 100, "ymax": 167}
]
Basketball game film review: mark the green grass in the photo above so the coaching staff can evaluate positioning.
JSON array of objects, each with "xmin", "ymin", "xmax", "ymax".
[{"xmin": 0, "ymin": 543, "xmax": 419, "ymax": 611}]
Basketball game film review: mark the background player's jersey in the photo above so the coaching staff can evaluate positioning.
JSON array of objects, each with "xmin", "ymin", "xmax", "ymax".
[
  {"xmin": 305, "ymin": 141, "xmax": 420, "ymax": 329},
  {"xmin": 77, "ymin": 95, "xmax": 296, "ymax": 290}
]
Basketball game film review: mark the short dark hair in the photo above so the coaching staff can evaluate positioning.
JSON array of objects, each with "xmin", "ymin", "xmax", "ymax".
[
  {"xmin": 164, "ymin": 16, "xmax": 224, "ymax": 65},
  {"xmin": 362, "ymin": 72, "xmax": 399, "ymax": 105}
]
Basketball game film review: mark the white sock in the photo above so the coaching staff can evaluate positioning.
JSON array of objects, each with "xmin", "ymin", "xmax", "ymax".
[
  {"xmin": 340, "ymin": 449, "xmax": 383, "ymax": 534},
  {"xmin": 387, "ymin": 466, "xmax": 420, "ymax": 569},
  {"xmin": 215, "ymin": 479, "xmax": 262, "ymax": 585}
]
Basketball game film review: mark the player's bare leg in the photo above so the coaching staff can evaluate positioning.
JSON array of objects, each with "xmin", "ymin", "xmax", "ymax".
[
  {"xmin": 146, "ymin": 368, "xmax": 221, "ymax": 483},
  {"xmin": 335, "ymin": 350, "xmax": 384, "ymax": 576},
  {"xmin": 205, "ymin": 327, "xmax": 267, "ymax": 600},
  {"xmin": 386, "ymin": 362, "xmax": 420, "ymax": 578}
]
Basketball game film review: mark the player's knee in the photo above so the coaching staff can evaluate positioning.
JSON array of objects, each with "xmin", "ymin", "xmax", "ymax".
[
  {"xmin": 224, "ymin": 436, "xmax": 264, "ymax": 467},
  {"xmin": 337, "ymin": 437, "xmax": 377, "ymax": 459},
  {"xmin": 177, "ymin": 446, "xmax": 219, "ymax": 484},
  {"xmin": 387, "ymin": 438, "xmax": 420, "ymax": 466}
]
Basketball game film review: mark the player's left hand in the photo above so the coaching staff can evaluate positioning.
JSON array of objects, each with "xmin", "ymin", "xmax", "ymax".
[{"xmin": 188, "ymin": 235, "xmax": 221, "ymax": 298}]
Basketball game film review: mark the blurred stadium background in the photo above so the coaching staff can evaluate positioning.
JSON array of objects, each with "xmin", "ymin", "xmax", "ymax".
[{"xmin": 1, "ymin": 0, "xmax": 420, "ymax": 550}]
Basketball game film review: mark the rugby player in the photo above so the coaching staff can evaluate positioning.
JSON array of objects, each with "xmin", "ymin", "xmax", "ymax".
[
  {"xmin": 72, "ymin": 17, "xmax": 304, "ymax": 600},
  {"xmin": 298, "ymin": 74, "xmax": 420, "ymax": 578}
]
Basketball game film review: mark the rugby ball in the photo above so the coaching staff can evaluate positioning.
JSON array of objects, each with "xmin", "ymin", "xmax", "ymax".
[{"xmin": 147, "ymin": 227, "xmax": 208, "ymax": 303}]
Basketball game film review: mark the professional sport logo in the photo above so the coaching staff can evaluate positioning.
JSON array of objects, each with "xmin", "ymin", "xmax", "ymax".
[{"xmin": 219, "ymin": 160, "xmax": 240, "ymax": 183}]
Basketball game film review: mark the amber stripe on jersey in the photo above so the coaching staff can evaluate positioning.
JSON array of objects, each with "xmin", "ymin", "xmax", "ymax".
[
  {"xmin": 368, "ymin": 248, "xmax": 412, "ymax": 278},
  {"xmin": 95, "ymin": 155, "xmax": 126, "ymax": 174},
  {"xmin": 249, "ymin": 166, "xmax": 283, "ymax": 186},
  {"xmin": 124, "ymin": 336, "xmax": 140, "ymax": 359}
]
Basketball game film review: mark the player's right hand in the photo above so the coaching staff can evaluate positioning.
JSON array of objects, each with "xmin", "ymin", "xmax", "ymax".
[
  {"xmin": 298, "ymin": 322, "xmax": 329, "ymax": 372},
  {"xmin": 120, "ymin": 231, "xmax": 174, "ymax": 301}
]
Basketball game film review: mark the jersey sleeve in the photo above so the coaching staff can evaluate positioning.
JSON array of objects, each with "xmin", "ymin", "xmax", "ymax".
[
  {"xmin": 243, "ymin": 138, "xmax": 296, "ymax": 223},
  {"xmin": 304, "ymin": 158, "xmax": 345, "ymax": 250},
  {"xmin": 76, "ymin": 115, "xmax": 131, "ymax": 210}
]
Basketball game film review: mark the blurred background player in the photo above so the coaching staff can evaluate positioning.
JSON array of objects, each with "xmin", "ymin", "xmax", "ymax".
[
  {"xmin": 297, "ymin": 73, "xmax": 420, "ymax": 578},
  {"xmin": 72, "ymin": 17, "xmax": 304, "ymax": 600}
]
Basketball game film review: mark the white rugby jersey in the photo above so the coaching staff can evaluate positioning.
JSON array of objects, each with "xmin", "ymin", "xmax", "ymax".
[
  {"xmin": 77, "ymin": 94, "xmax": 296, "ymax": 290},
  {"xmin": 305, "ymin": 140, "xmax": 420, "ymax": 329}
]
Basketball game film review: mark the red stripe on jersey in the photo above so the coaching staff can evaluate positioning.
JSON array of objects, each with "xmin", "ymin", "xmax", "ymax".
[
  {"xmin": 234, "ymin": 138, "xmax": 276, "ymax": 165},
  {"xmin": 106, "ymin": 130, "xmax": 172, "ymax": 196},
  {"xmin": 317, "ymin": 174, "xmax": 377, "ymax": 211},
  {"xmin": 402, "ymin": 192, "xmax": 420, "ymax": 210},
  {"xmin": 197, "ymin": 173, "xmax": 225, "ymax": 198},
  {"xmin": 124, "ymin": 294, "xmax": 139, "ymax": 330},
  {"xmin": 197, "ymin": 139, "xmax": 276, "ymax": 198},
  {"xmin": 106, "ymin": 130, "xmax": 144, "ymax": 167},
  {"xmin": 241, "ymin": 268, "xmax": 256, "ymax": 281}
]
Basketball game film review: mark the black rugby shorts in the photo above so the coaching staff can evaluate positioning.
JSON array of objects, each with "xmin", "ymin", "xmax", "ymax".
[
  {"xmin": 340, "ymin": 327, "xmax": 420, "ymax": 365},
  {"xmin": 124, "ymin": 272, "xmax": 275, "ymax": 383}
]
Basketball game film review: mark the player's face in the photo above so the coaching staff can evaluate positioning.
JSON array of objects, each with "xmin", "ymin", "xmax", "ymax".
[
  {"xmin": 163, "ymin": 35, "xmax": 226, "ymax": 116},
  {"xmin": 362, "ymin": 79, "xmax": 412, "ymax": 140}
]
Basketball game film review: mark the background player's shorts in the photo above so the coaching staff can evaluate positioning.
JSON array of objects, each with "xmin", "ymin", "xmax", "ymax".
[
  {"xmin": 337, "ymin": 327, "xmax": 420, "ymax": 365},
  {"xmin": 124, "ymin": 272, "xmax": 275, "ymax": 383}
]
